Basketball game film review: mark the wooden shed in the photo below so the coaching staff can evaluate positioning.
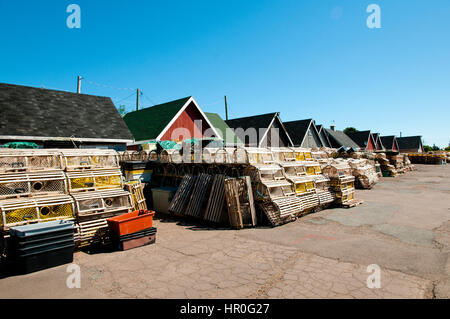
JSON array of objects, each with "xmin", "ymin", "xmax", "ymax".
[
  {"xmin": 283, "ymin": 119, "xmax": 324, "ymax": 148},
  {"xmin": 397, "ymin": 136, "xmax": 423, "ymax": 153},
  {"xmin": 346, "ymin": 131, "xmax": 377, "ymax": 152},
  {"xmin": 225, "ymin": 113, "xmax": 293, "ymax": 148},
  {"xmin": 0, "ymin": 82, "xmax": 134, "ymax": 150},
  {"xmin": 380, "ymin": 136, "xmax": 400, "ymax": 153},
  {"xmin": 124, "ymin": 96, "xmax": 221, "ymax": 149}
]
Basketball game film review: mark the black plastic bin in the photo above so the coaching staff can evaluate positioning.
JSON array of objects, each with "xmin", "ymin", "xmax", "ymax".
[{"xmin": 9, "ymin": 221, "xmax": 75, "ymax": 274}]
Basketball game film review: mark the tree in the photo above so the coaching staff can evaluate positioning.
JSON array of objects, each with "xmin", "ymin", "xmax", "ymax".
[
  {"xmin": 432, "ymin": 144, "xmax": 440, "ymax": 151},
  {"xmin": 343, "ymin": 127, "xmax": 358, "ymax": 134},
  {"xmin": 445, "ymin": 146, "xmax": 450, "ymax": 151},
  {"xmin": 423, "ymin": 145, "xmax": 433, "ymax": 152},
  {"xmin": 118, "ymin": 105, "xmax": 128, "ymax": 117}
]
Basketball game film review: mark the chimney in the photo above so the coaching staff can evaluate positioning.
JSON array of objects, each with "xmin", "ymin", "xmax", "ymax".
[{"xmin": 330, "ymin": 125, "xmax": 336, "ymax": 131}]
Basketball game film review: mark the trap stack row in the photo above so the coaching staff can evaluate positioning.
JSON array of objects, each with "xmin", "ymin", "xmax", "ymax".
[{"xmin": 0, "ymin": 149, "xmax": 135, "ymax": 251}]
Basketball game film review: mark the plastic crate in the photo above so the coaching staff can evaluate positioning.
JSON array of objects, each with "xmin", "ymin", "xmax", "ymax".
[{"xmin": 107, "ymin": 210, "xmax": 155, "ymax": 236}]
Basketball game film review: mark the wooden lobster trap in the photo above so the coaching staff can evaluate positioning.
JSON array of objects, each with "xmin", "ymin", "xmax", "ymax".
[
  {"xmin": 60, "ymin": 149, "xmax": 119, "ymax": 171},
  {"xmin": 74, "ymin": 218, "xmax": 110, "ymax": 248},
  {"xmin": 303, "ymin": 162, "xmax": 323, "ymax": 176},
  {"xmin": 72, "ymin": 189, "xmax": 132, "ymax": 221},
  {"xmin": 201, "ymin": 148, "xmax": 219, "ymax": 164},
  {"xmin": 249, "ymin": 164, "xmax": 285, "ymax": 182},
  {"xmin": 129, "ymin": 150, "xmax": 149, "ymax": 161},
  {"xmin": 0, "ymin": 149, "xmax": 63, "ymax": 173},
  {"xmin": 255, "ymin": 179, "xmax": 296, "ymax": 202},
  {"xmin": 348, "ymin": 159, "xmax": 379, "ymax": 189},
  {"xmin": 310, "ymin": 175, "xmax": 335, "ymax": 206},
  {"xmin": 214, "ymin": 148, "xmax": 236, "ymax": 164},
  {"xmin": 117, "ymin": 151, "xmax": 132, "ymax": 162},
  {"xmin": 286, "ymin": 175, "xmax": 319, "ymax": 212},
  {"xmin": 235, "ymin": 147, "xmax": 274, "ymax": 165},
  {"xmin": 290, "ymin": 147, "xmax": 313, "ymax": 162},
  {"xmin": 160, "ymin": 149, "xmax": 183, "ymax": 164},
  {"xmin": 124, "ymin": 180, "xmax": 147, "ymax": 211},
  {"xmin": 0, "ymin": 171, "xmax": 67, "ymax": 200},
  {"xmin": 224, "ymin": 176, "xmax": 256, "ymax": 229},
  {"xmin": 270, "ymin": 147, "xmax": 296, "ymax": 163},
  {"xmin": 279, "ymin": 161, "xmax": 306, "ymax": 177},
  {"xmin": 66, "ymin": 169, "xmax": 123, "ymax": 193},
  {"xmin": 0, "ymin": 195, "xmax": 75, "ymax": 229}
]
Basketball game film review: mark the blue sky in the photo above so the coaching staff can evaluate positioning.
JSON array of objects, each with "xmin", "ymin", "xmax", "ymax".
[{"xmin": 0, "ymin": 0, "xmax": 449, "ymax": 147}]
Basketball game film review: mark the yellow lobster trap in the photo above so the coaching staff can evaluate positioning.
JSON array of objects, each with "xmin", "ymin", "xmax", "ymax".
[
  {"xmin": 0, "ymin": 195, "xmax": 75, "ymax": 229},
  {"xmin": 72, "ymin": 189, "xmax": 133, "ymax": 221},
  {"xmin": 66, "ymin": 169, "xmax": 123, "ymax": 193},
  {"xmin": 0, "ymin": 149, "xmax": 63, "ymax": 173},
  {"xmin": 0, "ymin": 171, "xmax": 67, "ymax": 200},
  {"xmin": 290, "ymin": 147, "xmax": 313, "ymax": 162},
  {"xmin": 60, "ymin": 149, "xmax": 120, "ymax": 171},
  {"xmin": 124, "ymin": 180, "xmax": 147, "ymax": 211}
]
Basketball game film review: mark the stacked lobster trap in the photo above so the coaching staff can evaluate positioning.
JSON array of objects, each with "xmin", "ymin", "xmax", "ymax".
[
  {"xmin": 322, "ymin": 160, "xmax": 362, "ymax": 207},
  {"xmin": 0, "ymin": 149, "xmax": 75, "ymax": 231},
  {"xmin": 347, "ymin": 158, "xmax": 379, "ymax": 189},
  {"xmin": 58, "ymin": 149, "xmax": 133, "ymax": 248}
]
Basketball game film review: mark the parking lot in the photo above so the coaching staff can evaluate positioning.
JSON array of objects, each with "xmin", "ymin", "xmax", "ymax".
[{"xmin": 0, "ymin": 164, "xmax": 448, "ymax": 299}]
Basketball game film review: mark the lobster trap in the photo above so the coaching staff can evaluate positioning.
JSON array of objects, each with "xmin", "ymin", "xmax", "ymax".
[
  {"xmin": 124, "ymin": 180, "xmax": 147, "ymax": 211},
  {"xmin": 0, "ymin": 195, "xmax": 75, "ymax": 229},
  {"xmin": 74, "ymin": 218, "xmax": 110, "ymax": 248},
  {"xmin": 235, "ymin": 147, "xmax": 275, "ymax": 165},
  {"xmin": 72, "ymin": 189, "xmax": 133, "ymax": 221},
  {"xmin": 290, "ymin": 147, "xmax": 313, "ymax": 161},
  {"xmin": 0, "ymin": 149, "xmax": 63, "ymax": 173},
  {"xmin": 60, "ymin": 149, "xmax": 119, "ymax": 171},
  {"xmin": 65, "ymin": 169, "xmax": 123, "ymax": 193},
  {"xmin": 303, "ymin": 162, "xmax": 323, "ymax": 176},
  {"xmin": 0, "ymin": 171, "xmax": 67, "ymax": 199},
  {"xmin": 270, "ymin": 147, "xmax": 296, "ymax": 163},
  {"xmin": 214, "ymin": 148, "xmax": 237, "ymax": 164},
  {"xmin": 160, "ymin": 149, "xmax": 183, "ymax": 164}
]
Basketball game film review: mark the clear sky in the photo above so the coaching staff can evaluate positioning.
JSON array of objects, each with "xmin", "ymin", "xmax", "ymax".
[{"xmin": 0, "ymin": 0, "xmax": 449, "ymax": 147}]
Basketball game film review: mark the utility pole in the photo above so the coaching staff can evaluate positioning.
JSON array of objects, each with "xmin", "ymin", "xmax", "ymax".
[
  {"xmin": 136, "ymin": 88, "xmax": 140, "ymax": 111},
  {"xmin": 77, "ymin": 76, "xmax": 82, "ymax": 94},
  {"xmin": 224, "ymin": 95, "xmax": 228, "ymax": 121}
]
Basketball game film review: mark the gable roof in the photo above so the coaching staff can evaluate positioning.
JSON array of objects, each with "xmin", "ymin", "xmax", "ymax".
[
  {"xmin": 123, "ymin": 96, "xmax": 191, "ymax": 141},
  {"xmin": 316, "ymin": 124, "xmax": 332, "ymax": 147},
  {"xmin": 397, "ymin": 136, "xmax": 423, "ymax": 151},
  {"xmin": 380, "ymin": 136, "xmax": 399, "ymax": 151},
  {"xmin": 225, "ymin": 112, "xmax": 286, "ymax": 147},
  {"xmin": 283, "ymin": 119, "xmax": 323, "ymax": 148},
  {"xmin": 0, "ymin": 82, "xmax": 134, "ymax": 143},
  {"xmin": 346, "ymin": 131, "xmax": 376, "ymax": 150},
  {"xmin": 373, "ymin": 133, "xmax": 384, "ymax": 150},
  {"xmin": 204, "ymin": 112, "xmax": 243, "ymax": 145},
  {"xmin": 123, "ymin": 96, "xmax": 220, "ymax": 142},
  {"xmin": 324, "ymin": 128, "xmax": 361, "ymax": 150}
]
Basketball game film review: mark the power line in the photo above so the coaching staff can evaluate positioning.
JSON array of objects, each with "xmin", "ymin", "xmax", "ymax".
[
  {"xmin": 141, "ymin": 91, "xmax": 156, "ymax": 106},
  {"xmin": 84, "ymin": 78, "xmax": 135, "ymax": 91}
]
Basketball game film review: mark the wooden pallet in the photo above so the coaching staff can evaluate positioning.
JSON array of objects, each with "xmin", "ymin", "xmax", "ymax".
[{"xmin": 224, "ymin": 177, "xmax": 256, "ymax": 229}]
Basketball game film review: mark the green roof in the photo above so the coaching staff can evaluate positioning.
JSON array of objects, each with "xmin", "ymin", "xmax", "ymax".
[
  {"xmin": 204, "ymin": 112, "xmax": 243, "ymax": 145},
  {"xmin": 123, "ymin": 96, "xmax": 191, "ymax": 141}
]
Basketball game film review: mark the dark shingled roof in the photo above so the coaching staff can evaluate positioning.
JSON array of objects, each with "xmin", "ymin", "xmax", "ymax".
[
  {"xmin": 283, "ymin": 119, "xmax": 312, "ymax": 146},
  {"xmin": 225, "ymin": 113, "xmax": 277, "ymax": 145},
  {"xmin": 346, "ymin": 131, "xmax": 374, "ymax": 149},
  {"xmin": 397, "ymin": 136, "xmax": 423, "ymax": 151},
  {"xmin": 316, "ymin": 124, "xmax": 332, "ymax": 147},
  {"xmin": 123, "ymin": 96, "xmax": 191, "ymax": 141},
  {"xmin": 0, "ymin": 82, "xmax": 134, "ymax": 141},
  {"xmin": 324, "ymin": 128, "xmax": 361, "ymax": 150},
  {"xmin": 373, "ymin": 133, "xmax": 384, "ymax": 150},
  {"xmin": 380, "ymin": 136, "xmax": 399, "ymax": 151}
]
